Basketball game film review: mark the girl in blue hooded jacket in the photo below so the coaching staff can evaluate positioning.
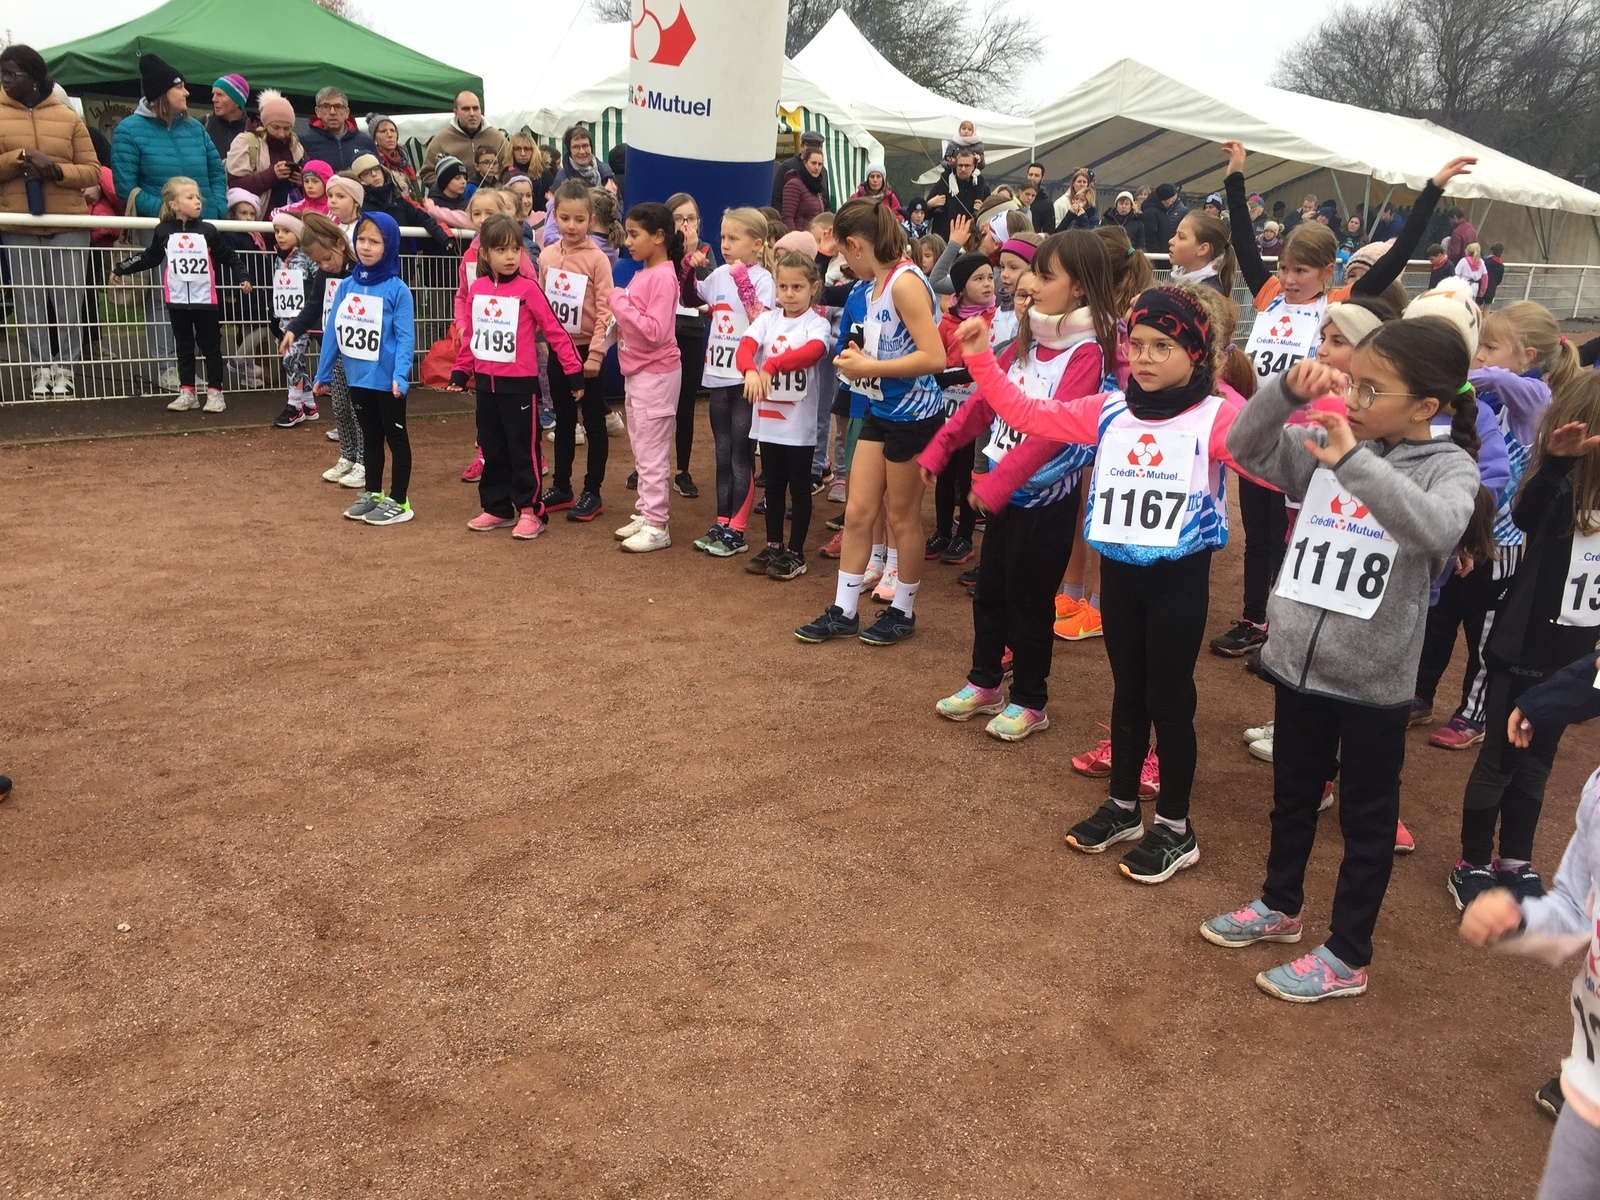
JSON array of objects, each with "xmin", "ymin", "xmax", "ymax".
[{"xmin": 314, "ymin": 211, "xmax": 417, "ymax": 526}]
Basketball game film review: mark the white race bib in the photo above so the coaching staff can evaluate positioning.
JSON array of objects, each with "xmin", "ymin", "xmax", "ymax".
[
  {"xmin": 984, "ymin": 416, "xmax": 1025, "ymax": 463},
  {"xmin": 943, "ymin": 381, "xmax": 975, "ymax": 420},
  {"xmin": 273, "ymin": 266, "xmax": 305, "ymax": 321},
  {"xmin": 333, "ymin": 292, "xmax": 384, "ymax": 362},
  {"xmin": 321, "ymin": 278, "xmax": 341, "ymax": 328},
  {"xmin": 1559, "ymin": 529, "xmax": 1600, "ymax": 627},
  {"xmin": 470, "ymin": 293, "xmax": 520, "ymax": 364},
  {"xmin": 857, "ymin": 320, "xmax": 884, "ymax": 404},
  {"xmin": 544, "ymin": 269, "xmax": 588, "ymax": 336},
  {"xmin": 166, "ymin": 232, "xmax": 212, "ymax": 304},
  {"xmin": 1087, "ymin": 427, "xmax": 1200, "ymax": 548},
  {"xmin": 706, "ymin": 305, "xmax": 744, "ymax": 375},
  {"xmin": 1275, "ymin": 467, "xmax": 1397, "ymax": 619},
  {"xmin": 1245, "ymin": 304, "xmax": 1321, "ymax": 379}
]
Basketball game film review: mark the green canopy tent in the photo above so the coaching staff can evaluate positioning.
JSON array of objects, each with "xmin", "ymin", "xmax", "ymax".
[{"xmin": 43, "ymin": 0, "xmax": 483, "ymax": 114}]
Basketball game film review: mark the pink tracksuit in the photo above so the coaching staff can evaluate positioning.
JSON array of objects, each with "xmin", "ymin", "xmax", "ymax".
[{"xmin": 608, "ymin": 259, "xmax": 683, "ymax": 529}]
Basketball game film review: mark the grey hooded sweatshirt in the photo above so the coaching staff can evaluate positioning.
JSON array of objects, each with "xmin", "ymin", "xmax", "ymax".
[{"xmin": 1227, "ymin": 374, "xmax": 1480, "ymax": 708}]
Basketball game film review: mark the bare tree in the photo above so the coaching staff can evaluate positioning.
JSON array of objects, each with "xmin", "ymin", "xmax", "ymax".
[
  {"xmin": 1275, "ymin": 0, "xmax": 1600, "ymax": 183},
  {"xmin": 589, "ymin": 0, "xmax": 1039, "ymax": 108},
  {"xmin": 317, "ymin": 0, "xmax": 370, "ymax": 26}
]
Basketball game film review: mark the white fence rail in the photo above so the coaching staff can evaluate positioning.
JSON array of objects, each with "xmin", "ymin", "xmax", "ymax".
[{"xmin": 1, "ymin": 213, "xmax": 1596, "ymax": 405}]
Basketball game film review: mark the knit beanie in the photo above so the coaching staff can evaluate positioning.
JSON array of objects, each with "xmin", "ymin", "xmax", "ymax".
[
  {"xmin": 139, "ymin": 54, "xmax": 183, "ymax": 103},
  {"xmin": 1130, "ymin": 286, "xmax": 1211, "ymax": 363},
  {"xmin": 1115, "ymin": 190, "xmax": 1134, "ymax": 205},
  {"xmin": 225, "ymin": 187, "xmax": 259, "ymax": 213},
  {"xmin": 325, "ymin": 175, "xmax": 365, "ymax": 208},
  {"xmin": 272, "ymin": 210, "xmax": 304, "ymax": 236},
  {"xmin": 435, "ymin": 155, "xmax": 467, "ymax": 190},
  {"xmin": 350, "ymin": 153, "xmax": 381, "ymax": 176},
  {"xmin": 256, "ymin": 88, "xmax": 294, "ymax": 127},
  {"xmin": 1346, "ymin": 238, "xmax": 1391, "ymax": 273},
  {"xmin": 775, "ymin": 230, "xmax": 819, "ymax": 259},
  {"xmin": 949, "ymin": 252, "xmax": 991, "ymax": 299},
  {"xmin": 366, "ymin": 112, "xmax": 396, "ymax": 137},
  {"xmin": 1321, "ymin": 301, "xmax": 1384, "ymax": 348},
  {"xmin": 213, "ymin": 74, "xmax": 249, "ymax": 110},
  {"xmin": 1152, "ymin": 183, "xmax": 1178, "ymax": 204},
  {"xmin": 1404, "ymin": 278, "xmax": 1481, "ymax": 354},
  {"xmin": 300, "ymin": 159, "xmax": 333, "ymax": 183}
]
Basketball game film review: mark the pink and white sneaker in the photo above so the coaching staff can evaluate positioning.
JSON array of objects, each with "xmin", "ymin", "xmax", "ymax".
[
  {"xmin": 512, "ymin": 509, "xmax": 546, "ymax": 540},
  {"xmin": 1394, "ymin": 819, "xmax": 1415, "ymax": 854},
  {"xmin": 1071, "ymin": 724, "xmax": 1113, "ymax": 778},
  {"xmin": 872, "ymin": 567, "xmax": 899, "ymax": 604},
  {"xmin": 860, "ymin": 561, "xmax": 885, "ymax": 591},
  {"xmin": 1139, "ymin": 749, "xmax": 1161, "ymax": 799},
  {"xmin": 467, "ymin": 511, "xmax": 515, "ymax": 532},
  {"xmin": 460, "ymin": 447, "xmax": 485, "ymax": 483},
  {"xmin": 1255, "ymin": 945, "xmax": 1368, "ymax": 1003},
  {"xmin": 1201, "ymin": 899, "xmax": 1304, "ymax": 948}
]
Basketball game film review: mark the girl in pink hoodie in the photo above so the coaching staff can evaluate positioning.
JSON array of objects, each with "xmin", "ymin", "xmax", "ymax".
[
  {"xmin": 610, "ymin": 202, "xmax": 685, "ymax": 553},
  {"xmin": 449, "ymin": 215, "xmax": 585, "ymax": 541}
]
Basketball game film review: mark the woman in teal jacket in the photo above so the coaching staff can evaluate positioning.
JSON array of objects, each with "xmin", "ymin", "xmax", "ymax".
[{"xmin": 110, "ymin": 55, "xmax": 227, "ymax": 387}]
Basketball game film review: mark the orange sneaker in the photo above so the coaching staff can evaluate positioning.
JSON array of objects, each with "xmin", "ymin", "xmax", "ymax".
[
  {"xmin": 1055, "ymin": 593, "xmax": 1083, "ymax": 619},
  {"xmin": 1055, "ymin": 603, "xmax": 1103, "ymax": 641}
]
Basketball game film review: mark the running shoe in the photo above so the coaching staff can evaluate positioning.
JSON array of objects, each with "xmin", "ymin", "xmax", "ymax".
[
  {"xmin": 322, "ymin": 458, "xmax": 355, "ymax": 482},
  {"xmin": 467, "ymin": 511, "xmax": 515, "ymax": 531},
  {"xmin": 940, "ymin": 536, "xmax": 975, "ymax": 565},
  {"xmin": 1248, "ymin": 733, "xmax": 1273, "ymax": 763},
  {"xmin": 1119, "ymin": 823, "xmax": 1199, "ymax": 884},
  {"xmin": 1497, "ymin": 861, "xmax": 1546, "ymax": 899},
  {"xmin": 1448, "ymin": 859, "xmax": 1499, "ymax": 912},
  {"xmin": 1054, "ymin": 593, "xmax": 1084, "ymax": 620},
  {"xmin": 567, "ymin": 491, "xmax": 603, "ymax": 522},
  {"xmin": 957, "ymin": 568, "xmax": 978, "ymax": 591},
  {"xmin": 512, "ymin": 509, "xmax": 546, "ymax": 540},
  {"xmin": 767, "ymin": 550, "xmax": 808, "ymax": 582},
  {"xmin": 871, "ymin": 567, "xmax": 899, "ymax": 604},
  {"xmin": 810, "ymin": 475, "xmax": 828, "ymax": 495},
  {"xmin": 795, "ymin": 605, "xmax": 859, "ymax": 643},
  {"xmin": 615, "ymin": 514, "xmax": 648, "ymax": 541},
  {"xmin": 1139, "ymin": 750, "xmax": 1161, "ymax": 799},
  {"xmin": 705, "ymin": 527, "xmax": 747, "ymax": 557},
  {"xmin": 541, "ymin": 486, "xmax": 576, "ymax": 513},
  {"xmin": 203, "ymin": 388, "xmax": 226, "ymax": 413},
  {"xmin": 1054, "ymin": 604, "xmax": 1103, "ymax": 641},
  {"xmin": 1430, "ymin": 715, "xmax": 1485, "ymax": 750},
  {"xmin": 1243, "ymin": 720, "xmax": 1274, "ymax": 745},
  {"xmin": 819, "ymin": 530, "xmax": 845, "ymax": 559},
  {"xmin": 693, "ymin": 525, "xmax": 724, "ymax": 551},
  {"xmin": 620, "ymin": 524, "xmax": 670, "ymax": 553},
  {"xmin": 326, "ymin": 428, "xmax": 340, "ymax": 441},
  {"xmin": 274, "ymin": 404, "xmax": 307, "ymax": 428},
  {"xmin": 859, "ymin": 605, "xmax": 915, "ymax": 646},
  {"xmin": 1394, "ymin": 820, "xmax": 1415, "ymax": 855},
  {"xmin": 935, "ymin": 684, "xmax": 1005, "ymax": 722},
  {"xmin": 1201, "ymin": 899, "xmax": 1305, "ymax": 948},
  {"xmin": 626, "ymin": 470, "xmax": 638, "ymax": 491},
  {"xmin": 1071, "ymin": 727, "xmax": 1113, "ymax": 778},
  {"xmin": 986, "ymin": 704, "xmax": 1048, "ymax": 742},
  {"xmin": 340, "ymin": 463, "xmax": 366, "ymax": 490},
  {"xmin": 1210, "ymin": 619, "xmax": 1267, "ymax": 657},
  {"xmin": 168, "ymin": 387, "xmax": 200, "ymax": 412},
  {"xmin": 746, "ymin": 545, "xmax": 780, "ymax": 575},
  {"xmin": 861, "ymin": 561, "xmax": 885, "ymax": 591},
  {"xmin": 1000, "ymin": 646, "xmax": 1013, "ymax": 677},
  {"xmin": 673, "ymin": 471, "xmax": 699, "ymax": 498},
  {"xmin": 1065, "ymin": 800, "xmax": 1143, "ymax": 853},
  {"xmin": 301, "ymin": 400, "xmax": 319, "ymax": 421},
  {"xmin": 825, "ymin": 514, "xmax": 846, "ymax": 532},
  {"xmin": 460, "ymin": 449, "xmax": 484, "ymax": 483},
  {"xmin": 827, "ymin": 480, "xmax": 848, "ymax": 504},
  {"xmin": 1255, "ymin": 945, "xmax": 1368, "ymax": 1003},
  {"xmin": 924, "ymin": 533, "xmax": 952, "ymax": 560},
  {"xmin": 343, "ymin": 491, "xmax": 384, "ymax": 520},
  {"xmin": 1408, "ymin": 696, "xmax": 1434, "ymax": 727},
  {"xmin": 1536, "ymin": 1076, "xmax": 1565, "ymax": 1121},
  {"xmin": 363, "ymin": 497, "xmax": 414, "ymax": 526},
  {"xmin": 606, "ymin": 410, "xmax": 625, "ymax": 437}
]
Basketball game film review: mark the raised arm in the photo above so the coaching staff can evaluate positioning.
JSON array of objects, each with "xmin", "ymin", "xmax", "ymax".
[
  {"xmin": 1220, "ymin": 142, "xmax": 1272, "ymax": 297},
  {"xmin": 1351, "ymin": 158, "xmax": 1474, "ymax": 298}
]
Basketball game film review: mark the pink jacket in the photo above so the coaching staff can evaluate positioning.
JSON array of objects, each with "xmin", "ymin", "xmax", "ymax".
[
  {"xmin": 453, "ymin": 238, "xmax": 536, "ymax": 332},
  {"xmin": 609, "ymin": 260, "xmax": 682, "ymax": 376},
  {"xmin": 453, "ymin": 260, "xmax": 584, "ymax": 386}
]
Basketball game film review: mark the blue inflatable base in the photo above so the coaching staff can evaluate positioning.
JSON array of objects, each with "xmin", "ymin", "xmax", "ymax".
[{"xmin": 623, "ymin": 146, "xmax": 776, "ymax": 235}]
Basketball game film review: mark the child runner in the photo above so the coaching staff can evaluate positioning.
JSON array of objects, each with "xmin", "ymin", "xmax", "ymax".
[
  {"xmin": 610, "ymin": 202, "xmax": 685, "ymax": 553},
  {"xmin": 795, "ymin": 199, "xmax": 947, "ymax": 647},
  {"xmin": 668, "ymin": 192, "xmax": 714, "ymax": 499},
  {"xmin": 1459, "ymin": 654, "xmax": 1600, "ymax": 1196},
  {"xmin": 926, "ymin": 252, "xmax": 995, "ymax": 566},
  {"xmin": 738, "ymin": 251, "xmax": 833, "ymax": 580},
  {"xmin": 267, "ymin": 211, "xmax": 318, "ymax": 427},
  {"xmin": 1449, "ymin": 370, "xmax": 1600, "ymax": 910},
  {"xmin": 1203, "ymin": 318, "xmax": 1484, "ymax": 1000},
  {"xmin": 538, "ymin": 179, "xmax": 615, "ymax": 521},
  {"xmin": 990, "ymin": 235, "xmax": 1039, "ymax": 356},
  {"xmin": 282, "ymin": 213, "xmax": 361, "ymax": 486},
  {"xmin": 314, "ymin": 212, "xmax": 417, "ymax": 526},
  {"xmin": 111, "ymin": 176, "xmax": 252, "ymax": 413},
  {"xmin": 1165, "ymin": 211, "xmax": 1236, "ymax": 293},
  {"xmin": 449, "ymin": 213, "xmax": 585, "ymax": 541},
  {"xmin": 925, "ymin": 229, "xmax": 1119, "ymax": 742},
  {"xmin": 1212, "ymin": 141, "xmax": 1475, "ymax": 659},
  {"xmin": 454, "ymin": 187, "xmax": 522, "ymax": 484},
  {"xmin": 694, "ymin": 207, "xmax": 776, "ymax": 557},
  {"xmin": 968, "ymin": 285, "xmax": 1249, "ymax": 881}
]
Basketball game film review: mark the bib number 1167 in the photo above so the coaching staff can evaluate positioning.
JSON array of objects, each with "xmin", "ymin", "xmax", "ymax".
[{"xmin": 1096, "ymin": 487, "xmax": 1186, "ymax": 533}]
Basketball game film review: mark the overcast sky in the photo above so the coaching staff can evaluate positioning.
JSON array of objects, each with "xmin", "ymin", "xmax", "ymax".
[{"xmin": 21, "ymin": 0, "xmax": 1338, "ymax": 114}]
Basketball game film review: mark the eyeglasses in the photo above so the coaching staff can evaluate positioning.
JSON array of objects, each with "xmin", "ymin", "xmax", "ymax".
[
  {"xmin": 1128, "ymin": 340, "xmax": 1176, "ymax": 363},
  {"xmin": 317, "ymin": 101, "xmax": 348, "ymax": 112},
  {"xmin": 674, "ymin": 214, "xmax": 699, "ymax": 226},
  {"xmin": 1344, "ymin": 381, "xmax": 1415, "ymax": 409}
]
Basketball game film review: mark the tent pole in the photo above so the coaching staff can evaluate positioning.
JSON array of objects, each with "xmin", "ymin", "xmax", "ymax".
[
  {"xmin": 1330, "ymin": 173, "xmax": 1350, "ymax": 221},
  {"xmin": 1477, "ymin": 199, "xmax": 1494, "ymax": 235},
  {"xmin": 1367, "ymin": 184, "xmax": 1394, "ymax": 238}
]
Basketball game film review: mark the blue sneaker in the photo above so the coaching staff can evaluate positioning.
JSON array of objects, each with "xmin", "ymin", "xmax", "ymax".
[
  {"xmin": 795, "ymin": 605, "xmax": 859, "ymax": 643},
  {"xmin": 1497, "ymin": 861, "xmax": 1546, "ymax": 900},
  {"xmin": 859, "ymin": 605, "xmax": 915, "ymax": 646},
  {"xmin": 1201, "ymin": 899, "xmax": 1304, "ymax": 948},
  {"xmin": 1448, "ymin": 860, "xmax": 1498, "ymax": 912},
  {"xmin": 705, "ymin": 526, "xmax": 748, "ymax": 557},
  {"xmin": 1255, "ymin": 944, "xmax": 1368, "ymax": 1003}
]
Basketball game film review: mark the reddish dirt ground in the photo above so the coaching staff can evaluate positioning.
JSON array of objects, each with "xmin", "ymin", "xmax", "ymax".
[{"xmin": 2, "ymin": 403, "xmax": 1593, "ymax": 1198}]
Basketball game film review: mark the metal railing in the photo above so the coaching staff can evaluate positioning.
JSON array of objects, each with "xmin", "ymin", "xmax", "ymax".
[{"xmin": 1, "ymin": 213, "xmax": 1596, "ymax": 404}]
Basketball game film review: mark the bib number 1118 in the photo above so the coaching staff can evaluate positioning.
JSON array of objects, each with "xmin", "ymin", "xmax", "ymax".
[{"xmin": 1286, "ymin": 536, "xmax": 1391, "ymax": 599}]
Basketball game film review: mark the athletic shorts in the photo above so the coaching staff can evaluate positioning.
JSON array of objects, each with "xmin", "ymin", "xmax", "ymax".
[{"xmin": 858, "ymin": 412, "xmax": 943, "ymax": 463}]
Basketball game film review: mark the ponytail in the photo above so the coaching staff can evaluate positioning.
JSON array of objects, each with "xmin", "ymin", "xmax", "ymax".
[
  {"xmin": 834, "ymin": 197, "xmax": 907, "ymax": 267},
  {"xmin": 1186, "ymin": 211, "xmax": 1237, "ymax": 294}
]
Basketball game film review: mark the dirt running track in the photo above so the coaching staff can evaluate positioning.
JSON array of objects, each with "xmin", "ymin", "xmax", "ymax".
[{"xmin": 1, "ymin": 405, "xmax": 1593, "ymax": 1199}]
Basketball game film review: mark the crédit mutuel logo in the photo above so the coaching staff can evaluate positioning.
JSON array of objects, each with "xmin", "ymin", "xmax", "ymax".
[{"xmin": 630, "ymin": 0, "xmax": 712, "ymax": 116}]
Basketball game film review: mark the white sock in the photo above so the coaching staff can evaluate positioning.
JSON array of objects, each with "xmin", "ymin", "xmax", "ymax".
[
  {"xmin": 869, "ymin": 543, "xmax": 886, "ymax": 570},
  {"xmin": 1063, "ymin": 583, "xmax": 1085, "ymax": 601},
  {"xmin": 1154, "ymin": 814, "xmax": 1188, "ymax": 835},
  {"xmin": 1089, "ymin": 593, "xmax": 1101, "ymax": 611},
  {"xmin": 1111, "ymin": 797, "xmax": 1138, "ymax": 812},
  {"xmin": 836, "ymin": 571, "xmax": 865, "ymax": 618},
  {"xmin": 892, "ymin": 576, "xmax": 920, "ymax": 616},
  {"xmin": 886, "ymin": 546, "xmax": 899, "ymax": 573}
]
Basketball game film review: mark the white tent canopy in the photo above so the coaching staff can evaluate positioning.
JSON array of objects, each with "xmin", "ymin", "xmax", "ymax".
[
  {"xmin": 990, "ymin": 58, "xmax": 1600, "ymax": 263},
  {"xmin": 792, "ymin": 9, "xmax": 1033, "ymax": 179}
]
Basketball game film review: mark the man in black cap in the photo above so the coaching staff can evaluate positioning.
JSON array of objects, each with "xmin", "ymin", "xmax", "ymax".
[
  {"xmin": 1141, "ymin": 183, "xmax": 1186, "ymax": 259},
  {"xmin": 773, "ymin": 129, "xmax": 830, "ymax": 209}
]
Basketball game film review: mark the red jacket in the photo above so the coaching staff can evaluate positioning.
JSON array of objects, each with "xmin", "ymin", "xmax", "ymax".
[{"xmin": 939, "ymin": 308, "xmax": 993, "ymax": 367}]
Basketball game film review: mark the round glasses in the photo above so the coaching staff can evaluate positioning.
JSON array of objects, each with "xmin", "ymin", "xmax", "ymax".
[
  {"xmin": 1128, "ymin": 340, "xmax": 1175, "ymax": 363},
  {"xmin": 1344, "ymin": 381, "xmax": 1414, "ymax": 409}
]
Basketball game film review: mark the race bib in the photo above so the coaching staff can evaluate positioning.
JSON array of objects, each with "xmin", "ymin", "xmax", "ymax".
[
  {"xmin": 470, "ymin": 294, "xmax": 520, "ymax": 364},
  {"xmin": 943, "ymin": 381, "xmax": 975, "ymax": 420},
  {"xmin": 1559, "ymin": 528, "xmax": 1600, "ymax": 627},
  {"xmin": 857, "ymin": 320, "xmax": 884, "ymax": 404},
  {"xmin": 273, "ymin": 266, "xmax": 305, "ymax": 320},
  {"xmin": 769, "ymin": 366, "xmax": 808, "ymax": 399},
  {"xmin": 984, "ymin": 416, "xmax": 1025, "ymax": 463},
  {"xmin": 166, "ymin": 232, "xmax": 212, "ymax": 303},
  {"xmin": 333, "ymin": 292, "xmax": 384, "ymax": 362},
  {"xmin": 321, "ymin": 278, "xmax": 342, "ymax": 328},
  {"xmin": 1275, "ymin": 467, "xmax": 1396, "ymax": 619},
  {"xmin": 705, "ymin": 306, "xmax": 743, "ymax": 374},
  {"xmin": 1245, "ymin": 305, "xmax": 1320, "ymax": 379},
  {"xmin": 544, "ymin": 269, "xmax": 588, "ymax": 336},
  {"xmin": 1087, "ymin": 427, "xmax": 1199, "ymax": 548}
]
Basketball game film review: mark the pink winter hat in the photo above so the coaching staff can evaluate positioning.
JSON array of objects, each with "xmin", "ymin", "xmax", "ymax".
[
  {"xmin": 256, "ymin": 88, "xmax": 295, "ymax": 127},
  {"xmin": 300, "ymin": 159, "xmax": 333, "ymax": 182},
  {"xmin": 775, "ymin": 230, "xmax": 818, "ymax": 259}
]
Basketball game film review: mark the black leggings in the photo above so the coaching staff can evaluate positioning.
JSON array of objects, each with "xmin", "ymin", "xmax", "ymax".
[
  {"xmin": 1415, "ymin": 560, "xmax": 1498, "ymax": 720},
  {"xmin": 1264, "ymin": 683, "xmax": 1408, "ymax": 968},
  {"xmin": 1461, "ymin": 669, "xmax": 1568, "ymax": 864},
  {"xmin": 675, "ymin": 324, "xmax": 705, "ymax": 472},
  {"xmin": 760, "ymin": 441, "xmax": 815, "ymax": 551},
  {"xmin": 551, "ymin": 345, "xmax": 607, "ymax": 495},
  {"xmin": 969, "ymin": 486, "xmax": 1081, "ymax": 710},
  {"xmin": 935, "ymin": 437, "xmax": 978, "ymax": 540},
  {"xmin": 351, "ymin": 386, "xmax": 411, "ymax": 504},
  {"xmin": 475, "ymin": 385, "xmax": 541, "ymax": 518},
  {"xmin": 171, "ymin": 307, "xmax": 222, "ymax": 389},
  {"xmin": 709, "ymin": 385, "xmax": 754, "ymax": 519},
  {"xmin": 1100, "ymin": 550, "xmax": 1212, "ymax": 822},
  {"xmin": 1238, "ymin": 477, "xmax": 1288, "ymax": 624}
]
